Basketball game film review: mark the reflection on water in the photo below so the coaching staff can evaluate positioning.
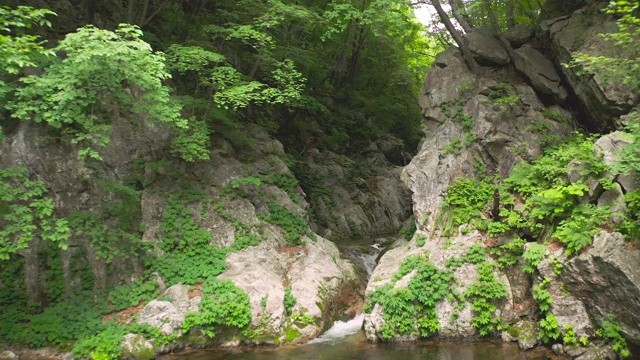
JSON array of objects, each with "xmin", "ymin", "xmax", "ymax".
[{"xmin": 160, "ymin": 331, "xmax": 554, "ymax": 360}]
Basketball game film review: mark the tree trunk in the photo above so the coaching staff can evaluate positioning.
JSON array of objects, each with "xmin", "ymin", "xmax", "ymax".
[
  {"xmin": 430, "ymin": 0, "xmax": 481, "ymax": 74},
  {"xmin": 506, "ymin": 2, "xmax": 516, "ymax": 29},
  {"xmin": 86, "ymin": 0, "xmax": 98, "ymax": 24},
  {"xmin": 448, "ymin": 0, "xmax": 472, "ymax": 33},
  {"xmin": 483, "ymin": 0, "xmax": 515, "ymax": 58},
  {"xmin": 127, "ymin": 0, "xmax": 136, "ymax": 24}
]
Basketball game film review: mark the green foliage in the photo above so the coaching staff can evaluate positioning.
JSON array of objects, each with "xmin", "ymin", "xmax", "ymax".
[
  {"xmin": 522, "ymin": 243, "xmax": 547, "ymax": 274},
  {"xmin": 183, "ymin": 278, "xmax": 251, "ymax": 338},
  {"xmin": 365, "ymin": 253, "xmax": 455, "ymax": 339},
  {"xmin": 438, "ymin": 177, "xmax": 494, "ymax": 236},
  {"xmin": 488, "ymin": 237, "xmax": 526, "ymax": 269},
  {"xmin": 442, "ymin": 137, "xmax": 463, "ymax": 155},
  {"xmin": 553, "ymin": 204, "xmax": 609, "ymax": 255},
  {"xmin": 155, "ymin": 194, "xmax": 227, "ymax": 285},
  {"xmin": 415, "ymin": 234, "xmax": 426, "ymax": 247},
  {"xmin": 616, "ymin": 189, "xmax": 640, "ymax": 238},
  {"xmin": 107, "ymin": 279, "xmax": 160, "ymax": 312},
  {"xmin": 260, "ymin": 203, "xmax": 308, "ymax": 246},
  {"xmin": 284, "ymin": 287, "xmax": 296, "ymax": 315},
  {"xmin": 0, "ymin": 166, "xmax": 69, "ymax": 260},
  {"xmin": 533, "ymin": 278, "xmax": 553, "ymax": 312},
  {"xmin": 0, "ymin": 6, "xmax": 55, "ymax": 103},
  {"xmin": 563, "ymin": 324, "xmax": 577, "ymax": 345},
  {"xmin": 8, "ymin": 24, "xmax": 205, "ymax": 161},
  {"xmin": 464, "ymin": 262, "xmax": 508, "ymax": 336},
  {"xmin": 401, "ymin": 221, "xmax": 417, "ymax": 241},
  {"xmin": 597, "ymin": 315, "xmax": 631, "ymax": 358},
  {"xmin": 533, "ymin": 278, "xmax": 560, "ymax": 343},
  {"xmin": 73, "ymin": 323, "xmax": 167, "ymax": 360},
  {"xmin": 539, "ymin": 312, "xmax": 561, "ymax": 344}
]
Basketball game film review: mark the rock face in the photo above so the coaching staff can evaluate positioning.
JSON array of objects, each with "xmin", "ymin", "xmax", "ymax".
[
  {"xmin": 300, "ymin": 139, "xmax": 412, "ymax": 240},
  {"xmin": 221, "ymin": 235, "xmax": 362, "ymax": 342},
  {"xmin": 546, "ymin": 3, "xmax": 639, "ymax": 131},
  {"xmin": 404, "ymin": 47, "xmax": 571, "ymax": 233},
  {"xmin": 465, "ymin": 26, "xmax": 511, "ymax": 65},
  {"xmin": 133, "ymin": 124, "xmax": 364, "ymax": 345},
  {"xmin": 364, "ymin": 231, "xmax": 515, "ymax": 342},
  {"xmin": 137, "ymin": 284, "xmax": 200, "ymax": 336},
  {"xmin": 561, "ymin": 231, "xmax": 640, "ymax": 344},
  {"xmin": 365, "ymin": 2, "xmax": 640, "ymax": 348},
  {"xmin": 512, "ymin": 44, "xmax": 568, "ymax": 102}
]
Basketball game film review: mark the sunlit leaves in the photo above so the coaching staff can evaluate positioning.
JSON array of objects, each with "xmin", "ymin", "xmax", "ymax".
[{"xmin": 7, "ymin": 24, "xmax": 206, "ymax": 161}]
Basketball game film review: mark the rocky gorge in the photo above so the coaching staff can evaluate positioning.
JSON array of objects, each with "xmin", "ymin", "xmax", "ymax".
[{"xmin": 1, "ymin": 0, "xmax": 640, "ymax": 359}]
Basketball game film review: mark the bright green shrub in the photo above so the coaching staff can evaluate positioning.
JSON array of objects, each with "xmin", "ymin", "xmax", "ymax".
[
  {"xmin": 284, "ymin": 287, "xmax": 296, "ymax": 315},
  {"xmin": 0, "ymin": 166, "xmax": 69, "ymax": 260},
  {"xmin": 182, "ymin": 278, "xmax": 251, "ymax": 338}
]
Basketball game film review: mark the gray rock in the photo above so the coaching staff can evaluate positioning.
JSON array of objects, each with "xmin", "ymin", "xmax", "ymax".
[
  {"xmin": 536, "ymin": 248, "xmax": 594, "ymax": 339},
  {"xmin": 220, "ymin": 234, "xmax": 362, "ymax": 343},
  {"xmin": 364, "ymin": 232, "xmax": 514, "ymax": 341},
  {"xmin": 301, "ymin": 145, "xmax": 412, "ymax": 239},
  {"xmin": 565, "ymin": 344, "xmax": 618, "ymax": 360},
  {"xmin": 465, "ymin": 26, "xmax": 511, "ymax": 65},
  {"xmin": 594, "ymin": 131, "xmax": 638, "ymax": 193},
  {"xmin": 513, "ymin": 44, "xmax": 567, "ymax": 102},
  {"xmin": 505, "ymin": 23, "xmax": 534, "ymax": 47},
  {"xmin": 0, "ymin": 351, "xmax": 17, "ymax": 360},
  {"xmin": 514, "ymin": 321, "xmax": 539, "ymax": 350},
  {"xmin": 597, "ymin": 182, "xmax": 626, "ymax": 224},
  {"xmin": 561, "ymin": 231, "xmax": 640, "ymax": 344},
  {"xmin": 137, "ymin": 300, "xmax": 188, "ymax": 336},
  {"xmin": 552, "ymin": 343, "xmax": 565, "ymax": 356},
  {"xmin": 121, "ymin": 333, "xmax": 155, "ymax": 360},
  {"xmin": 548, "ymin": 6, "xmax": 639, "ymax": 130}
]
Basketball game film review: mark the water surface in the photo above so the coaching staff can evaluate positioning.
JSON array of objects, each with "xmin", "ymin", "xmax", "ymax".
[{"xmin": 161, "ymin": 315, "xmax": 554, "ymax": 360}]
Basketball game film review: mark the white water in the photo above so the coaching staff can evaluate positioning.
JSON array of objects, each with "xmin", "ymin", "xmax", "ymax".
[{"xmin": 307, "ymin": 313, "xmax": 365, "ymax": 344}]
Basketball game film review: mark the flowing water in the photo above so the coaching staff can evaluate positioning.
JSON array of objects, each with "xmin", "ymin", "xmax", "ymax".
[
  {"xmin": 161, "ymin": 316, "xmax": 554, "ymax": 360},
  {"xmin": 160, "ymin": 238, "xmax": 555, "ymax": 359}
]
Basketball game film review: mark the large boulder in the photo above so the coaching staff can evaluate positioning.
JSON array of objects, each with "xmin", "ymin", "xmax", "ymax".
[
  {"xmin": 465, "ymin": 26, "xmax": 511, "ymax": 65},
  {"xmin": 546, "ymin": 4, "xmax": 639, "ymax": 131},
  {"xmin": 513, "ymin": 44, "xmax": 568, "ymax": 102},
  {"xmin": 219, "ymin": 233, "xmax": 363, "ymax": 343},
  {"xmin": 561, "ymin": 231, "xmax": 640, "ymax": 344},
  {"xmin": 505, "ymin": 23, "xmax": 534, "ymax": 48},
  {"xmin": 364, "ymin": 231, "xmax": 517, "ymax": 342}
]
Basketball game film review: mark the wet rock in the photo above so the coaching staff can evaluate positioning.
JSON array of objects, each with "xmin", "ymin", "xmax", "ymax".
[
  {"xmin": 121, "ymin": 333, "xmax": 155, "ymax": 360},
  {"xmin": 513, "ymin": 321, "xmax": 539, "ymax": 350},
  {"xmin": 552, "ymin": 343, "xmax": 565, "ymax": 356},
  {"xmin": 564, "ymin": 344, "xmax": 618, "ymax": 360}
]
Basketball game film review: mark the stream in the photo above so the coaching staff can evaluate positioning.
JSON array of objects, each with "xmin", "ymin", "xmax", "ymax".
[{"xmin": 159, "ymin": 237, "xmax": 555, "ymax": 360}]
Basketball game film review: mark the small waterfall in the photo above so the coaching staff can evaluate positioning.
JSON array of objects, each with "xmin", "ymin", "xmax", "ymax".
[
  {"xmin": 307, "ymin": 313, "xmax": 365, "ymax": 344},
  {"xmin": 340, "ymin": 238, "xmax": 386, "ymax": 279}
]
